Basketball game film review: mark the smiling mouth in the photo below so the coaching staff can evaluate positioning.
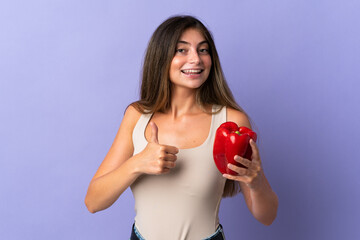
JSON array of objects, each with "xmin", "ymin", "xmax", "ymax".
[{"xmin": 181, "ymin": 69, "xmax": 203, "ymax": 75}]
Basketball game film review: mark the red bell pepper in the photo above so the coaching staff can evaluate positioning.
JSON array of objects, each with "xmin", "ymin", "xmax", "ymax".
[{"xmin": 213, "ymin": 122, "xmax": 257, "ymax": 175}]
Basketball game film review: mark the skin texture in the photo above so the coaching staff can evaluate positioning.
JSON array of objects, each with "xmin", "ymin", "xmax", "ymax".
[{"xmin": 85, "ymin": 28, "xmax": 278, "ymax": 226}]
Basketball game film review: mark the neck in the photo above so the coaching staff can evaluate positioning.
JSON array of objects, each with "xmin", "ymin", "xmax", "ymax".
[{"xmin": 168, "ymin": 86, "xmax": 202, "ymax": 119}]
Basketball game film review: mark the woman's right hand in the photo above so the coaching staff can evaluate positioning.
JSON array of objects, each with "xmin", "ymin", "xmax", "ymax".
[{"xmin": 135, "ymin": 122, "xmax": 179, "ymax": 175}]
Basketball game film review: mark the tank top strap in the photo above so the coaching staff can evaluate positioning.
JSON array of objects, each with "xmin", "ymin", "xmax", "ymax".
[{"xmin": 132, "ymin": 112, "xmax": 153, "ymax": 155}]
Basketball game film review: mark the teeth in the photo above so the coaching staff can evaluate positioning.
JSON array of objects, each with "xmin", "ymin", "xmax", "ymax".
[{"xmin": 182, "ymin": 69, "xmax": 202, "ymax": 74}]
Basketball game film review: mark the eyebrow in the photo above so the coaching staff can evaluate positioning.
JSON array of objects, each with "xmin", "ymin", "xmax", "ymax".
[{"xmin": 177, "ymin": 40, "xmax": 209, "ymax": 45}]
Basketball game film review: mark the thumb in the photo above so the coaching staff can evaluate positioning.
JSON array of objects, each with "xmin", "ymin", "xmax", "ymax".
[{"xmin": 150, "ymin": 121, "xmax": 159, "ymax": 144}]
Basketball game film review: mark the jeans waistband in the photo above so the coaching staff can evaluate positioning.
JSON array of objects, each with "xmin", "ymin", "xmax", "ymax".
[{"xmin": 130, "ymin": 223, "xmax": 226, "ymax": 240}]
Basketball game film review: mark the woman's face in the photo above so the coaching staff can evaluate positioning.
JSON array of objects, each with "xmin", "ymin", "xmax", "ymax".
[{"xmin": 169, "ymin": 28, "xmax": 212, "ymax": 90}]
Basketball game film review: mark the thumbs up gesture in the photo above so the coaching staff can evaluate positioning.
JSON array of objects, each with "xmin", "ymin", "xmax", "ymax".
[{"xmin": 136, "ymin": 122, "xmax": 179, "ymax": 175}]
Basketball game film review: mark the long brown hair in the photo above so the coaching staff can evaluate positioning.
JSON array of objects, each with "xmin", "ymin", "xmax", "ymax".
[{"xmin": 130, "ymin": 15, "xmax": 249, "ymax": 197}]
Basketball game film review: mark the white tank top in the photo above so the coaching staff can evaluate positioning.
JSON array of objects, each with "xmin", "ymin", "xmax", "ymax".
[{"xmin": 130, "ymin": 105, "xmax": 227, "ymax": 239}]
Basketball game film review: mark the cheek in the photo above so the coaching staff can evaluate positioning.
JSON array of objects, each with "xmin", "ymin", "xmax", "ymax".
[
  {"xmin": 204, "ymin": 58, "xmax": 212, "ymax": 78},
  {"xmin": 203, "ymin": 56, "xmax": 212, "ymax": 69},
  {"xmin": 170, "ymin": 57, "xmax": 183, "ymax": 69},
  {"xmin": 169, "ymin": 58, "xmax": 182, "ymax": 80}
]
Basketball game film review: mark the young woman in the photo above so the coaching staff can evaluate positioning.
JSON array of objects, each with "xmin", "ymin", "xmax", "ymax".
[{"xmin": 85, "ymin": 15, "xmax": 278, "ymax": 240}]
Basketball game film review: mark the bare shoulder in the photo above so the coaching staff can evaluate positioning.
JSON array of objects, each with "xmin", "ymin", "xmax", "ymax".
[
  {"xmin": 122, "ymin": 104, "xmax": 142, "ymax": 131},
  {"xmin": 226, "ymin": 107, "xmax": 252, "ymax": 129},
  {"xmin": 90, "ymin": 104, "xmax": 142, "ymax": 181},
  {"xmin": 112, "ymin": 104, "xmax": 143, "ymax": 150}
]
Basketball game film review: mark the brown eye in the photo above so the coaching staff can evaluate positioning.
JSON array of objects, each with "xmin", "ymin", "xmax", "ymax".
[{"xmin": 199, "ymin": 48, "xmax": 209, "ymax": 54}]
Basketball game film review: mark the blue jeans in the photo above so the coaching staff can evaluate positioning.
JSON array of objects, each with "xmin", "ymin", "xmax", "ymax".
[{"xmin": 129, "ymin": 223, "xmax": 226, "ymax": 240}]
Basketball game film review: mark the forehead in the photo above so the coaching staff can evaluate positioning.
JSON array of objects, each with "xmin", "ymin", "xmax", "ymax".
[{"xmin": 178, "ymin": 28, "xmax": 207, "ymax": 44}]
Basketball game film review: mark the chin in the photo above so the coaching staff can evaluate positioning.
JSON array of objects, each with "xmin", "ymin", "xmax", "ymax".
[
  {"xmin": 186, "ymin": 82, "xmax": 206, "ymax": 89},
  {"xmin": 171, "ymin": 77, "xmax": 207, "ymax": 90},
  {"xmin": 186, "ymin": 78, "xmax": 207, "ymax": 87}
]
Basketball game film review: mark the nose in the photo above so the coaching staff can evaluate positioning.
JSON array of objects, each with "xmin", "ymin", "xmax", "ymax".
[{"xmin": 189, "ymin": 49, "xmax": 201, "ymax": 64}]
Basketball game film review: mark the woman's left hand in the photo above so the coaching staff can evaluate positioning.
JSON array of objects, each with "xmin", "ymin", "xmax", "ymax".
[{"xmin": 222, "ymin": 139, "xmax": 263, "ymax": 189}]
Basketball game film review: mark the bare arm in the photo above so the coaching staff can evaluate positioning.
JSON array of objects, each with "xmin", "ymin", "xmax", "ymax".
[
  {"xmin": 84, "ymin": 105, "xmax": 179, "ymax": 213},
  {"xmin": 84, "ymin": 105, "xmax": 141, "ymax": 213},
  {"xmin": 225, "ymin": 108, "xmax": 278, "ymax": 225}
]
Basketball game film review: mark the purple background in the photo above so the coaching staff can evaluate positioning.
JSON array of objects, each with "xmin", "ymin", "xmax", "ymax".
[{"xmin": 1, "ymin": 0, "xmax": 359, "ymax": 239}]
